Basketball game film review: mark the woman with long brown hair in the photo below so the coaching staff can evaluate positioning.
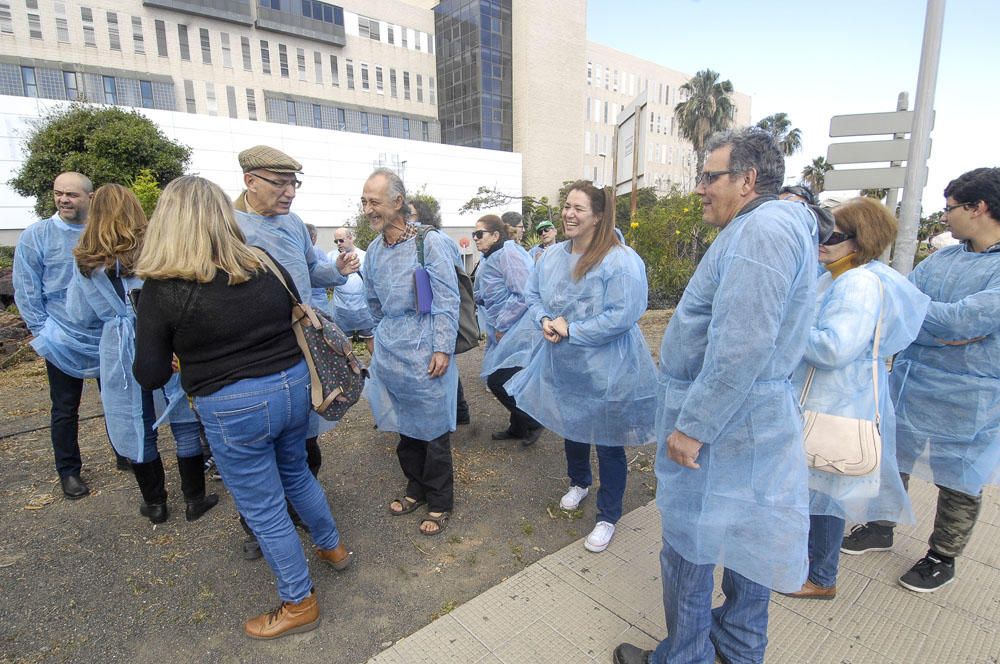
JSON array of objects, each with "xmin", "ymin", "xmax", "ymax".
[
  {"xmin": 67, "ymin": 184, "xmax": 218, "ymax": 524},
  {"xmin": 500, "ymin": 181, "xmax": 657, "ymax": 553}
]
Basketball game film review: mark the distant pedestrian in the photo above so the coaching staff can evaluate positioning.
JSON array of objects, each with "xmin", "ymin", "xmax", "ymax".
[
  {"xmin": 328, "ymin": 227, "xmax": 375, "ymax": 355},
  {"xmin": 528, "ymin": 219, "xmax": 558, "ymax": 262},
  {"xmin": 502, "ymin": 211, "xmax": 525, "ymax": 244}
]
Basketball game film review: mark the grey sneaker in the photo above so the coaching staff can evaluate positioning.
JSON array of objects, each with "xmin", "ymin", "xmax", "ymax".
[
  {"xmin": 898, "ymin": 552, "xmax": 955, "ymax": 593},
  {"xmin": 840, "ymin": 523, "xmax": 893, "ymax": 555}
]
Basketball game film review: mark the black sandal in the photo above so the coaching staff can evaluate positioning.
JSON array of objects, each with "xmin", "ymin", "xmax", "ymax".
[
  {"xmin": 419, "ymin": 511, "xmax": 450, "ymax": 536},
  {"xmin": 388, "ymin": 496, "xmax": 426, "ymax": 516}
]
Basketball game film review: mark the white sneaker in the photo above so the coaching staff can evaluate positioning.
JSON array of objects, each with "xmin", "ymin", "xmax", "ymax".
[
  {"xmin": 559, "ymin": 485, "xmax": 589, "ymax": 510},
  {"xmin": 584, "ymin": 521, "xmax": 616, "ymax": 553}
]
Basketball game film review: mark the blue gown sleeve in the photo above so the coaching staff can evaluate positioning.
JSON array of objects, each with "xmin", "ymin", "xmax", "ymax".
[
  {"xmin": 364, "ymin": 248, "xmax": 384, "ymax": 326},
  {"xmin": 919, "ymin": 276, "xmax": 1000, "ymax": 340},
  {"xmin": 424, "ymin": 232, "xmax": 460, "ymax": 353},
  {"xmin": 567, "ymin": 253, "xmax": 647, "ymax": 347},
  {"xmin": 805, "ymin": 271, "xmax": 879, "ymax": 370},
  {"xmin": 675, "ymin": 223, "xmax": 801, "ymax": 445},
  {"xmin": 65, "ymin": 271, "xmax": 102, "ymax": 330},
  {"xmin": 303, "ymin": 224, "xmax": 346, "ymax": 288},
  {"xmin": 494, "ymin": 250, "xmax": 531, "ymax": 333},
  {"xmin": 523, "ymin": 257, "xmax": 552, "ymax": 324},
  {"xmin": 12, "ymin": 233, "xmax": 47, "ymax": 335}
]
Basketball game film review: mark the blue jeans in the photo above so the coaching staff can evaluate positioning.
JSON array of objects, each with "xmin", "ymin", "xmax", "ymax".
[
  {"xmin": 140, "ymin": 389, "xmax": 202, "ymax": 460},
  {"xmin": 194, "ymin": 360, "xmax": 340, "ymax": 603},
  {"xmin": 564, "ymin": 440, "xmax": 627, "ymax": 524},
  {"xmin": 807, "ymin": 514, "xmax": 843, "ymax": 588},
  {"xmin": 653, "ymin": 540, "xmax": 770, "ymax": 664}
]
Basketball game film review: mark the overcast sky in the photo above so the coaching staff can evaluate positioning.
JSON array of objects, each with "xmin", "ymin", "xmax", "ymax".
[{"xmin": 586, "ymin": 0, "xmax": 998, "ymax": 212}]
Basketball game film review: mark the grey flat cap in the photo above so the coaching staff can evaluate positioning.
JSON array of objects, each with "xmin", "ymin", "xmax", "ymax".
[{"xmin": 238, "ymin": 145, "xmax": 303, "ymax": 173}]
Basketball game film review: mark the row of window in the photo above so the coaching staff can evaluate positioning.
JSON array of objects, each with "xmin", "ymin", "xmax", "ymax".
[
  {"xmin": 356, "ymin": 12, "xmax": 434, "ymax": 55},
  {"xmin": 4, "ymin": 63, "xmax": 175, "ymax": 110},
  {"xmin": 271, "ymin": 96, "xmax": 432, "ymax": 141},
  {"xmin": 586, "ymin": 61, "xmax": 679, "ymax": 109}
]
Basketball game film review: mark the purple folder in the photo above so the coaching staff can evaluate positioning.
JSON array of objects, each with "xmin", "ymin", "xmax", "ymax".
[{"xmin": 414, "ymin": 266, "xmax": 433, "ymax": 314}]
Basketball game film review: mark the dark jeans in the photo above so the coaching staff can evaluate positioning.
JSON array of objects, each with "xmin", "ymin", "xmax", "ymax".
[
  {"xmin": 486, "ymin": 366, "xmax": 540, "ymax": 437},
  {"xmin": 564, "ymin": 440, "xmax": 627, "ymax": 524},
  {"xmin": 397, "ymin": 433, "xmax": 454, "ymax": 512},
  {"xmin": 46, "ymin": 360, "xmax": 116, "ymax": 478},
  {"xmin": 456, "ymin": 377, "xmax": 469, "ymax": 421}
]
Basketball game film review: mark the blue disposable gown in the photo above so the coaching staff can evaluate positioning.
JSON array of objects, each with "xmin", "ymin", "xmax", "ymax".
[
  {"xmin": 329, "ymin": 247, "xmax": 374, "ymax": 333},
  {"xmin": 503, "ymin": 242, "xmax": 657, "ymax": 446},
  {"xmin": 892, "ymin": 244, "xmax": 1000, "ymax": 495},
  {"xmin": 474, "ymin": 241, "xmax": 533, "ymax": 369},
  {"xmin": 13, "ymin": 215, "xmax": 101, "ymax": 377},
  {"xmin": 66, "ymin": 266, "xmax": 196, "ymax": 462},
  {"xmin": 654, "ymin": 200, "xmax": 818, "ymax": 593},
  {"xmin": 792, "ymin": 261, "xmax": 929, "ymax": 524},
  {"xmin": 308, "ymin": 246, "xmax": 333, "ymax": 316},
  {"xmin": 363, "ymin": 228, "xmax": 460, "ymax": 440}
]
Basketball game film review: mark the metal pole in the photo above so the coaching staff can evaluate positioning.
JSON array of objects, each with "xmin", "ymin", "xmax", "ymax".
[
  {"xmin": 880, "ymin": 92, "xmax": 908, "ymax": 263},
  {"xmin": 629, "ymin": 105, "xmax": 641, "ymax": 220},
  {"xmin": 892, "ymin": 0, "xmax": 945, "ymax": 275}
]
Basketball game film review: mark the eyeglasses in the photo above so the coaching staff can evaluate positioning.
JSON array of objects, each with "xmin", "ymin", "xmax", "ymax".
[
  {"xmin": 696, "ymin": 170, "xmax": 738, "ymax": 186},
  {"xmin": 472, "ymin": 230, "xmax": 489, "ymax": 240},
  {"xmin": 942, "ymin": 202, "xmax": 975, "ymax": 215},
  {"xmin": 252, "ymin": 172, "xmax": 302, "ymax": 190},
  {"xmin": 334, "ymin": 238, "xmax": 346, "ymax": 244},
  {"xmin": 822, "ymin": 231, "xmax": 856, "ymax": 246},
  {"xmin": 539, "ymin": 227, "xmax": 556, "ymax": 233}
]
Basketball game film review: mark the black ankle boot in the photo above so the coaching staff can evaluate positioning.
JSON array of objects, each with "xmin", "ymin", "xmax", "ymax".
[
  {"xmin": 177, "ymin": 455, "xmax": 218, "ymax": 522},
  {"xmin": 132, "ymin": 457, "xmax": 168, "ymax": 524}
]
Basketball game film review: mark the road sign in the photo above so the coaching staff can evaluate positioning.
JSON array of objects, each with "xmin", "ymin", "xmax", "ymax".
[
  {"xmin": 824, "ymin": 166, "xmax": 923, "ymax": 191},
  {"xmin": 827, "ymin": 138, "xmax": 920, "ymax": 165},
  {"xmin": 829, "ymin": 110, "xmax": 934, "ymax": 137}
]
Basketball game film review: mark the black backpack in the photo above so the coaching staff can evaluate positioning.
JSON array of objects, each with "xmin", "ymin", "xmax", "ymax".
[{"xmin": 415, "ymin": 227, "xmax": 480, "ymax": 354}]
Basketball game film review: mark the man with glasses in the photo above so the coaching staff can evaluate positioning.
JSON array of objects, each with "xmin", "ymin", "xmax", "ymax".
[
  {"xmin": 843, "ymin": 168, "xmax": 1000, "ymax": 593},
  {"xmin": 528, "ymin": 220, "xmax": 557, "ymax": 261},
  {"xmin": 616, "ymin": 129, "xmax": 820, "ymax": 664},
  {"xmin": 328, "ymin": 227, "xmax": 374, "ymax": 355}
]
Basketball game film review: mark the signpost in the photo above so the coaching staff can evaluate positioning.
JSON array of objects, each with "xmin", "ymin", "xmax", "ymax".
[{"xmin": 613, "ymin": 91, "xmax": 648, "ymax": 219}]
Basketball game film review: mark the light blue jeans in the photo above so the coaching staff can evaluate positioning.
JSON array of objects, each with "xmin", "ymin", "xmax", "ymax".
[
  {"xmin": 194, "ymin": 360, "xmax": 340, "ymax": 603},
  {"xmin": 652, "ymin": 540, "xmax": 771, "ymax": 664}
]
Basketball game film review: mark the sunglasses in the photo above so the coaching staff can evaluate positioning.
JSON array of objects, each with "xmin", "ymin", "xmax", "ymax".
[
  {"xmin": 335, "ymin": 238, "xmax": 346, "ymax": 244},
  {"xmin": 472, "ymin": 230, "xmax": 489, "ymax": 240},
  {"xmin": 822, "ymin": 231, "xmax": 856, "ymax": 246}
]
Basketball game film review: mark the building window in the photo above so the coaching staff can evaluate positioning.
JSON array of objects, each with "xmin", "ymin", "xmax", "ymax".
[
  {"xmin": 360, "ymin": 112, "xmax": 368, "ymax": 134},
  {"xmin": 199, "ymin": 28, "xmax": 211, "ymax": 63},
  {"xmin": 0, "ymin": 2, "xmax": 12, "ymax": 35},
  {"xmin": 107, "ymin": 12, "xmax": 120, "ymax": 50},
  {"xmin": 416, "ymin": 74, "xmax": 422, "ymax": 103},
  {"xmin": 389, "ymin": 68, "xmax": 397, "ymax": 98},
  {"xmin": 313, "ymin": 51, "xmax": 322, "ymax": 83},
  {"xmin": 63, "ymin": 71, "xmax": 78, "ymax": 100},
  {"xmin": 429, "ymin": 76, "xmax": 435, "ymax": 105},
  {"xmin": 402, "ymin": 71, "xmax": 410, "ymax": 100},
  {"xmin": 402, "ymin": 118, "xmax": 409, "ymax": 139},
  {"xmin": 155, "ymin": 19, "xmax": 167, "ymax": 56},
  {"xmin": 102, "ymin": 75, "xmax": 117, "ymax": 104},
  {"xmin": 241, "ymin": 36, "xmax": 251, "ymax": 70},
  {"xmin": 422, "ymin": 121, "xmax": 429, "ymax": 141},
  {"xmin": 360, "ymin": 63, "xmax": 369, "ymax": 91},
  {"xmin": 178, "ymin": 24, "xmax": 190, "ymax": 60},
  {"xmin": 260, "ymin": 0, "xmax": 279, "ymax": 8},
  {"xmin": 382, "ymin": 114, "xmax": 389, "ymax": 135},
  {"xmin": 401, "ymin": 26, "xmax": 407, "ymax": 48},
  {"xmin": 301, "ymin": 0, "xmax": 339, "ymax": 24},
  {"xmin": 358, "ymin": 16, "xmax": 379, "ymax": 40},
  {"xmin": 387, "ymin": 25, "xmax": 394, "ymax": 45},
  {"xmin": 140, "ymin": 80, "xmax": 153, "ymax": 108},
  {"xmin": 20, "ymin": 66, "xmax": 37, "ymax": 97},
  {"xmin": 286, "ymin": 99, "xmax": 296, "ymax": 125},
  {"xmin": 246, "ymin": 88, "xmax": 257, "ymax": 120},
  {"xmin": 81, "ymin": 7, "xmax": 95, "ymax": 47},
  {"xmin": 414, "ymin": 30, "xmax": 421, "ymax": 52},
  {"xmin": 26, "ymin": 0, "xmax": 41, "ymax": 39},
  {"xmin": 329, "ymin": 55, "xmax": 339, "ymax": 86},
  {"xmin": 260, "ymin": 40, "xmax": 271, "ymax": 74},
  {"xmin": 296, "ymin": 48, "xmax": 306, "ymax": 81},
  {"xmin": 336, "ymin": 107, "xmax": 345, "ymax": 130},
  {"xmin": 428, "ymin": 34, "xmax": 434, "ymax": 55},
  {"xmin": 205, "ymin": 82, "xmax": 217, "ymax": 115},
  {"xmin": 345, "ymin": 59, "xmax": 354, "ymax": 89},
  {"xmin": 226, "ymin": 85, "xmax": 237, "ymax": 118},
  {"xmin": 375, "ymin": 66, "xmax": 383, "ymax": 94},
  {"xmin": 184, "ymin": 79, "xmax": 196, "ymax": 113},
  {"xmin": 54, "ymin": 2, "xmax": 69, "ymax": 42},
  {"xmin": 278, "ymin": 44, "xmax": 289, "ymax": 77},
  {"xmin": 131, "ymin": 16, "xmax": 143, "ymax": 53},
  {"xmin": 221, "ymin": 32, "xmax": 232, "ymax": 68},
  {"xmin": 313, "ymin": 104, "xmax": 322, "ymax": 128}
]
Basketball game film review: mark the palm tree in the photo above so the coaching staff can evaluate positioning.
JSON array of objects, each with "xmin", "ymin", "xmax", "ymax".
[
  {"xmin": 674, "ymin": 69, "xmax": 735, "ymax": 174},
  {"xmin": 860, "ymin": 188, "xmax": 889, "ymax": 201},
  {"xmin": 755, "ymin": 112, "xmax": 802, "ymax": 156},
  {"xmin": 801, "ymin": 156, "xmax": 833, "ymax": 194}
]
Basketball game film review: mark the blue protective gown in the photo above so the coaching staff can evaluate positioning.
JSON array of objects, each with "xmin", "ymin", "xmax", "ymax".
[
  {"xmin": 13, "ymin": 215, "xmax": 101, "ymax": 377},
  {"xmin": 892, "ymin": 244, "xmax": 1000, "ymax": 495},
  {"xmin": 363, "ymin": 227, "xmax": 460, "ymax": 440},
  {"xmin": 328, "ymin": 247, "xmax": 375, "ymax": 333},
  {"xmin": 792, "ymin": 260, "xmax": 929, "ymax": 524},
  {"xmin": 473, "ymin": 240, "xmax": 533, "ymax": 362},
  {"xmin": 308, "ymin": 246, "xmax": 333, "ymax": 316},
  {"xmin": 654, "ymin": 199, "xmax": 818, "ymax": 593},
  {"xmin": 503, "ymin": 241, "xmax": 657, "ymax": 447},
  {"xmin": 66, "ymin": 266, "xmax": 196, "ymax": 462}
]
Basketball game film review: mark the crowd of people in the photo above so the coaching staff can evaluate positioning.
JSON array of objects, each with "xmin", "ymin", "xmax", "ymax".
[{"xmin": 11, "ymin": 128, "xmax": 999, "ymax": 662}]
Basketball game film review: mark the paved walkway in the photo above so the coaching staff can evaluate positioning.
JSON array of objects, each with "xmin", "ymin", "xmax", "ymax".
[{"xmin": 369, "ymin": 477, "xmax": 1000, "ymax": 663}]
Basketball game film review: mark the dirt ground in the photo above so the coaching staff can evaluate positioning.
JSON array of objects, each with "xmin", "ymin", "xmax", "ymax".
[{"xmin": 0, "ymin": 312, "xmax": 672, "ymax": 664}]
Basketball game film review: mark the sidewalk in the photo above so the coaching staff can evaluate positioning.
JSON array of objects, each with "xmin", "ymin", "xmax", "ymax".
[{"xmin": 369, "ymin": 477, "xmax": 1000, "ymax": 663}]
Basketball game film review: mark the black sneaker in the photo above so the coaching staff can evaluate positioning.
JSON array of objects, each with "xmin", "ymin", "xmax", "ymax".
[
  {"xmin": 204, "ymin": 456, "xmax": 222, "ymax": 481},
  {"xmin": 899, "ymin": 552, "xmax": 955, "ymax": 592},
  {"xmin": 840, "ymin": 523, "xmax": 893, "ymax": 555}
]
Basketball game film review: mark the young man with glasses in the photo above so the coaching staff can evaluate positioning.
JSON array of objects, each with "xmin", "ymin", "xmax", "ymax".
[{"xmin": 844, "ymin": 168, "xmax": 1000, "ymax": 593}]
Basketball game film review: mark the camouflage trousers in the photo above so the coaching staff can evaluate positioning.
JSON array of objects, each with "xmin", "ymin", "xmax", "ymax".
[{"xmin": 877, "ymin": 473, "xmax": 983, "ymax": 557}]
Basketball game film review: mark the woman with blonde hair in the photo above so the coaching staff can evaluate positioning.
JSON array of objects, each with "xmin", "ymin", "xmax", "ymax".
[
  {"xmin": 68, "ymin": 183, "xmax": 217, "ymax": 524},
  {"xmin": 498, "ymin": 180, "xmax": 657, "ymax": 553},
  {"xmin": 133, "ymin": 176, "xmax": 350, "ymax": 640}
]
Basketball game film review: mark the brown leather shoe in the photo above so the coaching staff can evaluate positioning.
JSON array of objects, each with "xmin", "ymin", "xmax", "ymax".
[
  {"xmin": 782, "ymin": 579, "xmax": 836, "ymax": 599},
  {"xmin": 243, "ymin": 591, "xmax": 320, "ymax": 640},
  {"xmin": 316, "ymin": 542, "xmax": 352, "ymax": 571}
]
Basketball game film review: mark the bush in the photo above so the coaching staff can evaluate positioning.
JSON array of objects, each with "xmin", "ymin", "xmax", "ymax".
[
  {"xmin": 129, "ymin": 169, "xmax": 161, "ymax": 219},
  {"xmin": 0, "ymin": 246, "xmax": 14, "ymax": 270},
  {"xmin": 345, "ymin": 212, "xmax": 378, "ymax": 251}
]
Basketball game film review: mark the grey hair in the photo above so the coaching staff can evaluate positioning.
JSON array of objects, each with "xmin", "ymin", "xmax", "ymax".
[
  {"xmin": 704, "ymin": 128, "xmax": 784, "ymax": 195},
  {"xmin": 369, "ymin": 167, "xmax": 406, "ymax": 205},
  {"xmin": 304, "ymin": 223, "xmax": 318, "ymax": 242}
]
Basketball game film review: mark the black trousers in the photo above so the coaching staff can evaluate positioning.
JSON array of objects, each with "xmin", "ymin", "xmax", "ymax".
[
  {"xmin": 486, "ymin": 366, "xmax": 540, "ymax": 437},
  {"xmin": 456, "ymin": 377, "xmax": 469, "ymax": 420},
  {"xmin": 397, "ymin": 432, "xmax": 453, "ymax": 512},
  {"xmin": 46, "ymin": 360, "xmax": 118, "ymax": 478}
]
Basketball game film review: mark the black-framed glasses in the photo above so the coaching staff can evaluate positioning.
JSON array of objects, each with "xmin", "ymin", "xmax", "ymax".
[
  {"xmin": 696, "ymin": 170, "xmax": 737, "ymax": 186},
  {"xmin": 942, "ymin": 202, "xmax": 975, "ymax": 215},
  {"xmin": 539, "ymin": 227, "xmax": 556, "ymax": 233},
  {"xmin": 251, "ymin": 172, "xmax": 302, "ymax": 190},
  {"xmin": 472, "ymin": 230, "xmax": 487, "ymax": 240},
  {"xmin": 822, "ymin": 231, "xmax": 856, "ymax": 246}
]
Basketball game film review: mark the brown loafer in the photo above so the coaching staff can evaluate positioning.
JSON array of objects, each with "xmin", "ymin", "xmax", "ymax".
[
  {"xmin": 244, "ymin": 590, "xmax": 320, "ymax": 640},
  {"xmin": 782, "ymin": 579, "xmax": 836, "ymax": 600},
  {"xmin": 316, "ymin": 542, "xmax": 352, "ymax": 571}
]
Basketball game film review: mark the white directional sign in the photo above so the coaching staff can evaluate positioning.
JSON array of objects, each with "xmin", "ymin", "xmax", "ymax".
[
  {"xmin": 824, "ymin": 167, "xmax": 924, "ymax": 191},
  {"xmin": 829, "ymin": 110, "xmax": 933, "ymax": 137},
  {"xmin": 827, "ymin": 139, "xmax": 918, "ymax": 165}
]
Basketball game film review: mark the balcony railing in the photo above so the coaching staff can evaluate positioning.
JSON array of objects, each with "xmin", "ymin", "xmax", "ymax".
[{"xmin": 256, "ymin": 6, "xmax": 346, "ymax": 47}]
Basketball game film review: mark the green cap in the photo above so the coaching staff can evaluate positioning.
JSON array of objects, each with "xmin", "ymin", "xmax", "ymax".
[{"xmin": 535, "ymin": 220, "xmax": 555, "ymax": 232}]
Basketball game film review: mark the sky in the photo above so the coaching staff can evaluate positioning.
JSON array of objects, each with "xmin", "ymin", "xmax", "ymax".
[{"xmin": 586, "ymin": 0, "xmax": 999, "ymax": 213}]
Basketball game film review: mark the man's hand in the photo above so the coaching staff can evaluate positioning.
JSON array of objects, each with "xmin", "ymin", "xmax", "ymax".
[
  {"xmin": 427, "ymin": 351, "xmax": 449, "ymax": 378},
  {"xmin": 667, "ymin": 429, "xmax": 703, "ymax": 469},
  {"xmin": 494, "ymin": 331, "xmax": 504, "ymax": 343},
  {"xmin": 171, "ymin": 355, "xmax": 181, "ymax": 373},
  {"xmin": 938, "ymin": 336, "xmax": 986, "ymax": 346},
  {"xmin": 336, "ymin": 251, "xmax": 360, "ymax": 276}
]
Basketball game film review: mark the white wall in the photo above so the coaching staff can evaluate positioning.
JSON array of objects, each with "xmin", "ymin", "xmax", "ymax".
[{"xmin": 0, "ymin": 96, "xmax": 522, "ymax": 248}]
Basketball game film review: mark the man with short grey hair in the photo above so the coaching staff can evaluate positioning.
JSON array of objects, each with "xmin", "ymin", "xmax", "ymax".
[
  {"xmin": 616, "ymin": 129, "xmax": 820, "ymax": 664},
  {"xmin": 329, "ymin": 226, "xmax": 375, "ymax": 354}
]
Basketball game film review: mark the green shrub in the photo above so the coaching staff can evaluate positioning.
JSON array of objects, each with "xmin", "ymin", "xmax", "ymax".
[{"xmin": 129, "ymin": 169, "xmax": 161, "ymax": 219}]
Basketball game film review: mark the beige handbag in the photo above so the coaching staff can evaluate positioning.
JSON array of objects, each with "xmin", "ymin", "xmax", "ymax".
[{"xmin": 799, "ymin": 281, "xmax": 884, "ymax": 476}]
